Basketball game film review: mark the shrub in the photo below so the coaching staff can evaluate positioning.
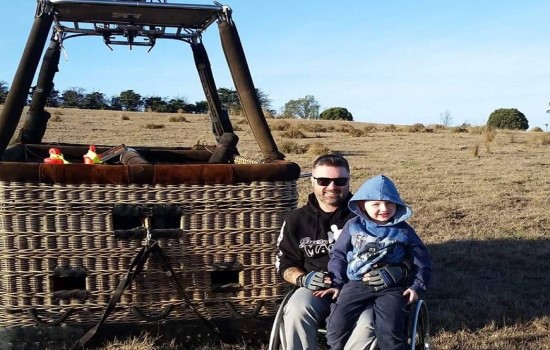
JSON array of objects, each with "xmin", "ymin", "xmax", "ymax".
[
  {"xmin": 349, "ymin": 128, "xmax": 365, "ymax": 137},
  {"xmin": 236, "ymin": 117, "xmax": 249, "ymax": 125},
  {"xmin": 430, "ymin": 124, "xmax": 446, "ymax": 130},
  {"xmin": 319, "ymin": 107, "xmax": 354, "ymax": 121},
  {"xmin": 335, "ymin": 123, "xmax": 355, "ymax": 133},
  {"xmin": 383, "ymin": 124, "xmax": 398, "ymax": 132},
  {"xmin": 144, "ymin": 123, "xmax": 164, "ymax": 129},
  {"xmin": 270, "ymin": 120, "xmax": 291, "ymax": 131},
  {"xmin": 279, "ymin": 140, "xmax": 307, "ymax": 154},
  {"xmin": 280, "ymin": 128, "xmax": 307, "ymax": 139},
  {"xmin": 407, "ymin": 123, "xmax": 426, "ymax": 133},
  {"xmin": 302, "ymin": 123, "xmax": 328, "ymax": 133},
  {"xmin": 484, "ymin": 127, "xmax": 497, "ymax": 143},
  {"xmin": 306, "ymin": 142, "xmax": 330, "ymax": 155},
  {"xmin": 468, "ymin": 126, "xmax": 485, "ymax": 134},
  {"xmin": 486, "ymin": 108, "xmax": 528, "ymax": 130},
  {"xmin": 363, "ymin": 125, "xmax": 377, "ymax": 133},
  {"xmin": 450, "ymin": 126, "xmax": 468, "ymax": 133},
  {"xmin": 168, "ymin": 115, "xmax": 187, "ymax": 122},
  {"xmin": 530, "ymin": 127, "xmax": 543, "ymax": 132},
  {"xmin": 540, "ymin": 134, "xmax": 550, "ymax": 145},
  {"xmin": 471, "ymin": 144, "xmax": 479, "ymax": 157},
  {"xmin": 50, "ymin": 114, "xmax": 62, "ymax": 122}
]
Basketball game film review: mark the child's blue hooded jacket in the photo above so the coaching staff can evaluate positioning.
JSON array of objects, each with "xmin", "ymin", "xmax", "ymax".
[{"xmin": 328, "ymin": 175, "xmax": 431, "ymax": 294}]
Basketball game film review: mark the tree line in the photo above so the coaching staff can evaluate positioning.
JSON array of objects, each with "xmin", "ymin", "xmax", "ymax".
[{"xmin": 0, "ymin": 80, "xmax": 354, "ymax": 120}]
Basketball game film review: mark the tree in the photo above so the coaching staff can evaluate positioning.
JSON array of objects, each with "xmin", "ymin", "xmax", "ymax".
[
  {"xmin": 218, "ymin": 87, "xmax": 240, "ymax": 115},
  {"xmin": 82, "ymin": 91, "xmax": 108, "ymax": 110},
  {"xmin": 110, "ymin": 96, "xmax": 122, "ymax": 111},
  {"xmin": 0, "ymin": 81, "xmax": 8, "ymax": 104},
  {"xmin": 440, "ymin": 110, "xmax": 453, "ymax": 127},
  {"xmin": 46, "ymin": 88, "xmax": 61, "ymax": 107},
  {"xmin": 60, "ymin": 87, "xmax": 86, "ymax": 108},
  {"xmin": 217, "ymin": 87, "xmax": 271, "ymax": 115},
  {"xmin": 167, "ymin": 97, "xmax": 188, "ymax": 113},
  {"xmin": 255, "ymin": 88, "xmax": 272, "ymax": 111},
  {"xmin": 319, "ymin": 107, "xmax": 353, "ymax": 121},
  {"xmin": 487, "ymin": 108, "xmax": 528, "ymax": 130},
  {"xmin": 144, "ymin": 96, "xmax": 169, "ymax": 112},
  {"xmin": 193, "ymin": 100, "xmax": 208, "ymax": 114},
  {"xmin": 283, "ymin": 95, "xmax": 320, "ymax": 119},
  {"xmin": 117, "ymin": 89, "xmax": 143, "ymax": 111}
]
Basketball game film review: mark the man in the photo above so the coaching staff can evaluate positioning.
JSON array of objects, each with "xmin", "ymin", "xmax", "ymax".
[{"xmin": 276, "ymin": 154, "xmax": 375, "ymax": 350}]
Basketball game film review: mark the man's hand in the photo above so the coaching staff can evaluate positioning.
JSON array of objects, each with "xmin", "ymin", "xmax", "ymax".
[
  {"xmin": 363, "ymin": 265, "xmax": 407, "ymax": 291},
  {"xmin": 297, "ymin": 271, "xmax": 331, "ymax": 291}
]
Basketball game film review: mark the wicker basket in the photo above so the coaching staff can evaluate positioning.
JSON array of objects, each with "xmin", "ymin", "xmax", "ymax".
[{"xmin": 0, "ymin": 160, "xmax": 299, "ymax": 331}]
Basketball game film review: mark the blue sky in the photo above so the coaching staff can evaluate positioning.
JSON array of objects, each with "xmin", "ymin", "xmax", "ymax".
[{"xmin": 2, "ymin": 1, "xmax": 550, "ymax": 128}]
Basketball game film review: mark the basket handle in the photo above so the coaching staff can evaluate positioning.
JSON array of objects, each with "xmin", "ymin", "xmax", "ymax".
[
  {"xmin": 28, "ymin": 307, "xmax": 74, "ymax": 326},
  {"xmin": 130, "ymin": 304, "xmax": 174, "ymax": 322},
  {"xmin": 224, "ymin": 300, "xmax": 264, "ymax": 319}
]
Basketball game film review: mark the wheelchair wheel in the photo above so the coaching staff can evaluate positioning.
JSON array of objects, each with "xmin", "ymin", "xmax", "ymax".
[
  {"xmin": 407, "ymin": 299, "xmax": 430, "ymax": 350},
  {"xmin": 267, "ymin": 289, "xmax": 296, "ymax": 350}
]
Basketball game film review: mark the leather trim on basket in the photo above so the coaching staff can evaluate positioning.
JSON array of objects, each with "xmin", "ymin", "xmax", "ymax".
[{"xmin": 0, "ymin": 161, "xmax": 301, "ymax": 185}]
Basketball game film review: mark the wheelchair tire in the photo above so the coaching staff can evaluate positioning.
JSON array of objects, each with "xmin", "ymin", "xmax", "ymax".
[
  {"xmin": 267, "ymin": 289, "xmax": 296, "ymax": 350},
  {"xmin": 408, "ymin": 299, "xmax": 430, "ymax": 350}
]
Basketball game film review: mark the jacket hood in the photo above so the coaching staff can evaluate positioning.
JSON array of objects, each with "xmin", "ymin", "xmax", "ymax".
[{"xmin": 348, "ymin": 175, "xmax": 412, "ymax": 225}]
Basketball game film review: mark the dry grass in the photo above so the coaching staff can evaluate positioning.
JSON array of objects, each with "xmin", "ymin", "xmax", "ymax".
[{"xmin": 4, "ymin": 107, "xmax": 550, "ymax": 350}]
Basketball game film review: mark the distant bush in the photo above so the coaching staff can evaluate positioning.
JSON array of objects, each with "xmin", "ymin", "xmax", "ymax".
[
  {"xmin": 302, "ymin": 123, "xmax": 328, "ymax": 133},
  {"xmin": 349, "ymin": 128, "xmax": 365, "ymax": 137},
  {"xmin": 50, "ymin": 114, "xmax": 62, "ymax": 122},
  {"xmin": 319, "ymin": 107, "xmax": 354, "ymax": 121},
  {"xmin": 540, "ymin": 134, "xmax": 550, "ymax": 145},
  {"xmin": 236, "ymin": 118, "xmax": 249, "ymax": 125},
  {"xmin": 270, "ymin": 120, "xmax": 291, "ymax": 131},
  {"xmin": 487, "ymin": 108, "xmax": 528, "ymax": 130},
  {"xmin": 144, "ymin": 123, "xmax": 164, "ymax": 129},
  {"xmin": 471, "ymin": 144, "xmax": 479, "ymax": 157},
  {"xmin": 450, "ymin": 126, "xmax": 468, "ymax": 133},
  {"xmin": 280, "ymin": 128, "xmax": 307, "ymax": 139},
  {"xmin": 335, "ymin": 123, "xmax": 355, "ymax": 133},
  {"xmin": 168, "ymin": 115, "xmax": 187, "ymax": 122},
  {"xmin": 407, "ymin": 123, "xmax": 426, "ymax": 133},
  {"xmin": 484, "ymin": 127, "xmax": 497, "ymax": 143},
  {"xmin": 383, "ymin": 124, "xmax": 398, "ymax": 132},
  {"xmin": 363, "ymin": 125, "xmax": 377, "ymax": 133},
  {"xmin": 279, "ymin": 140, "xmax": 307, "ymax": 154},
  {"xmin": 530, "ymin": 127, "xmax": 543, "ymax": 132},
  {"xmin": 306, "ymin": 142, "xmax": 330, "ymax": 155},
  {"xmin": 429, "ymin": 124, "xmax": 446, "ymax": 130},
  {"xmin": 468, "ymin": 126, "xmax": 485, "ymax": 134}
]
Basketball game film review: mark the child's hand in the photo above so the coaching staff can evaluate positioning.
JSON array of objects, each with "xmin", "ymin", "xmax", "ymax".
[
  {"xmin": 314, "ymin": 287, "xmax": 340, "ymax": 299},
  {"xmin": 402, "ymin": 288, "xmax": 418, "ymax": 305}
]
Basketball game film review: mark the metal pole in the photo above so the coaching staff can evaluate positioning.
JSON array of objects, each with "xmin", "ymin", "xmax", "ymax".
[
  {"xmin": 191, "ymin": 41, "xmax": 234, "ymax": 142},
  {"xmin": 17, "ymin": 37, "xmax": 61, "ymax": 144},
  {"xmin": 0, "ymin": 3, "xmax": 54, "ymax": 158},
  {"xmin": 218, "ymin": 18, "xmax": 284, "ymax": 162}
]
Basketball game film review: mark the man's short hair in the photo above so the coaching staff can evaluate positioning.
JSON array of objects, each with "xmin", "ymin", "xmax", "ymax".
[{"xmin": 312, "ymin": 154, "xmax": 349, "ymax": 172}]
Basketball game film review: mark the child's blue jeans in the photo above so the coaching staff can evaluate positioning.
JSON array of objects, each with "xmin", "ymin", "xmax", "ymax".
[{"xmin": 326, "ymin": 281, "xmax": 407, "ymax": 350}]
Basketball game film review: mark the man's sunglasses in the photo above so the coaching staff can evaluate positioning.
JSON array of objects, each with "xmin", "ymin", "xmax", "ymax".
[{"xmin": 312, "ymin": 177, "xmax": 349, "ymax": 186}]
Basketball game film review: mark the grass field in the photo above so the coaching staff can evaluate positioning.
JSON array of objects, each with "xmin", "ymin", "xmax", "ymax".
[{"xmin": 4, "ymin": 107, "xmax": 550, "ymax": 350}]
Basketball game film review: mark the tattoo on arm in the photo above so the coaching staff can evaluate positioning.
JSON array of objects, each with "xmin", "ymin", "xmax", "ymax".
[{"xmin": 283, "ymin": 267, "xmax": 305, "ymax": 285}]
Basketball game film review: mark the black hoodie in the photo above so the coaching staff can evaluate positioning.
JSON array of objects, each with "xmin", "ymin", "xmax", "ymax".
[{"xmin": 275, "ymin": 192, "xmax": 355, "ymax": 280}]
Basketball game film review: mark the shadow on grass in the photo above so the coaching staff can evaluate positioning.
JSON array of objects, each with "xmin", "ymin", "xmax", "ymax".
[{"xmin": 427, "ymin": 238, "xmax": 550, "ymax": 332}]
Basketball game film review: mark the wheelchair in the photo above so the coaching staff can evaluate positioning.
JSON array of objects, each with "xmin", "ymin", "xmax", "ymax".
[{"xmin": 267, "ymin": 288, "xmax": 430, "ymax": 350}]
